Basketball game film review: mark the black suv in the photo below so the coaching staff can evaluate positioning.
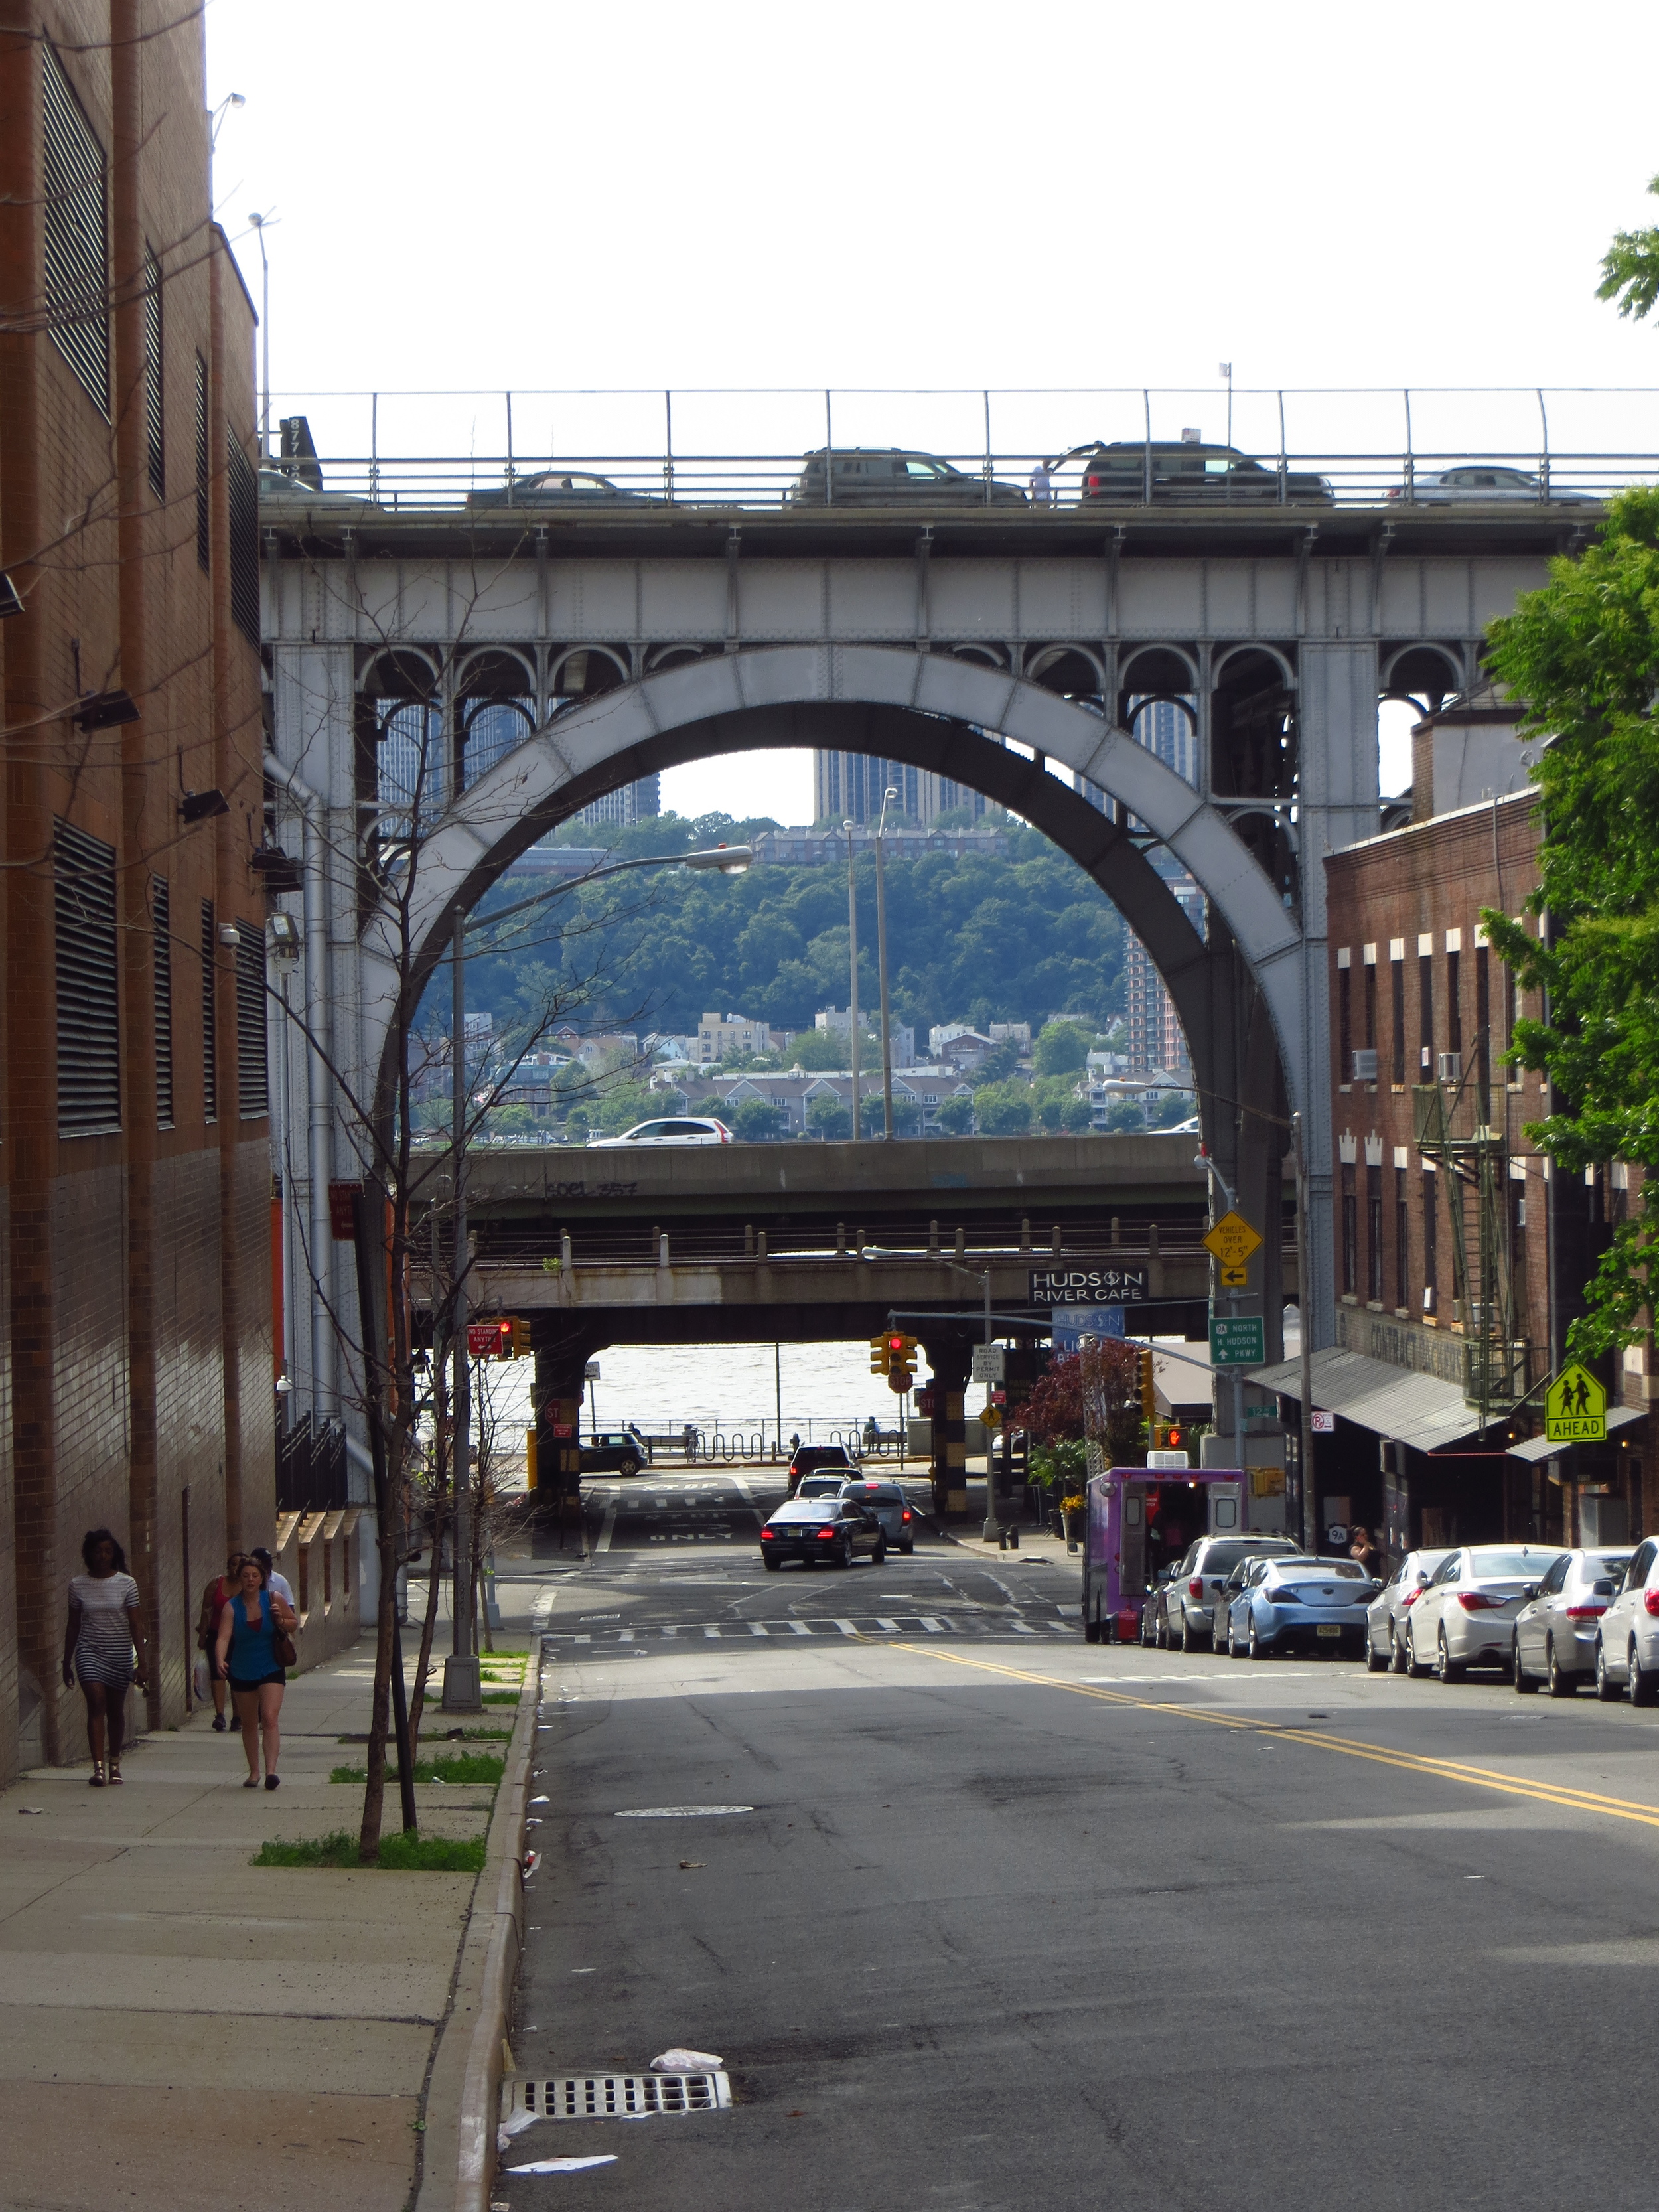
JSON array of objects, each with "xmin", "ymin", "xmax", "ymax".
[
  {"xmin": 786, "ymin": 1443, "xmax": 856, "ymax": 1497},
  {"xmin": 1071, "ymin": 441, "xmax": 1333, "ymax": 506},
  {"xmin": 786, "ymin": 448, "xmax": 1027, "ymax": 507}
]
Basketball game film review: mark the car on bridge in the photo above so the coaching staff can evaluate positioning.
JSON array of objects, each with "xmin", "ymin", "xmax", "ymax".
[
  {"xmin": 785, "ymin": 449, "xmax": 1027, "ymax": 507},
  {"xmin": 588, "ymin": 1115, "xmax": 733, "ymax": 1149},
  {"xmin": 1386, "ymin": 465, "xmax": 1596, "ymax": 507},
  {"xmin": 1067, "ymin": 441, "xmax": 1333, "ymax": 506},
  {"xmin": 465, "ymin": 469, "xmax": 668, "ymax": 509}
]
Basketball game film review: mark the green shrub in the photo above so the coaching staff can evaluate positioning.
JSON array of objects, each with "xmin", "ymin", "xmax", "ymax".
[
  {"xmin": 482, "ymin": 1689, "xmax": 519, "ymax": 1703},
  {"xmin": 253, "ymin": 1828, "xmax": 488, "ymax": 1871}
]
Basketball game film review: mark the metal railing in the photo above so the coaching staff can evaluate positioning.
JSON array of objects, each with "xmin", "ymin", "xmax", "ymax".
[{"xmin": 263, "ymin": 384, "xmax": 1659, "ymax": 516}]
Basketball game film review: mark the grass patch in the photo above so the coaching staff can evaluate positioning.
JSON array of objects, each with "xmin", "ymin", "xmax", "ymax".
[
  {"xmin": 482, "ymin": 1689, "xmax": 520, "ymax": 1704},
  {"xmin": 253, "ymin": 1828, "xmax": 486, "ymax": 1872},
  {"xmin": 328, "ymin": 1752, "xmax": 506, "ymax": 1787}
]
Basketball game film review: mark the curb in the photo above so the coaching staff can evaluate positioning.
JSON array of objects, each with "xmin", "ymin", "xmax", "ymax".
[{"xmin": 414, "ymin": 1645, "xmax": 540, "ymax": 2212}]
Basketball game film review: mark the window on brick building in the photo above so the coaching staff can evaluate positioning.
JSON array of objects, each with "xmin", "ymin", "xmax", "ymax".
[
  {"xmin": 1395, "ymin": 1167, "xmax": 1408, "ymax": 1310},
  {"xmin": 1368, "ymin": 1164, "xmax": 1382, "ymax": 1303},
  {"xmin": 54, "ymin": 820, "xmax": 120, "ymax": 1136},
  {"xmin": 152, "ymin": 876, "xmax": 173, "ymax": 1128},
  {"xmin": 42, "ymin": 44, "xmax": 109, "ymax": 415},
  {"xmin": 1391, "ymin": 952, "xmax": 1406, "ymax": 1084},
  {"xmin": 144, "ymin": 244, "xmax": 164, "ymax": 499},
  {"xmin": 228, "ymin": 434, "xmax": 259, "ymax": 646},
  {"xmin": 1338, "ymin": 960, "xmax": 1352, "ymax": 1080},
  {"xmin": 1446, "ymin": 946, "xmax": 1462, "ymax": 1062},
  {"xmin": 194, "ymin": 354, "xmax": 210, "ymax": 571},
  {"xmin": 201, "ymin": 900, "xmax": 217, "ymax": 1122},
  {"xmin": 1364, "ymin": 957, "xmax": 1376, "ymax": 1053},
  {"xmin": 1511, "ymin": 1180, "xmax": 1526, "ymax": 1290},
  {"xmin": 1418, "ymin": 952, "xmax": 1434, "ymax": 1073},
  {"xmin": 235, "ymin": 922, "xmax": 268, "ymax": 1119},
  {"xmin": 1342, "ymin": 1163, "xmax": 1357, "ymax": 1295},
  {"xmin": 1475, "ymin": 944, "xmax": 1490, "ymax": 1110},
  {"xmin": 1422, "ymin": 1168, "xmax": 1438, "ymax": 1312}
]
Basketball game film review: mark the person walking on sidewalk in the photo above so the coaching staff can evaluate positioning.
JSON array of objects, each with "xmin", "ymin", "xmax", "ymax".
[
  {"xmin": 196, "ymin": 1553, "xmax": 244, "ymax": 1731},
  {"xmin": 61, "ymin": 1529, "xmax": 148, "ymax": 1786},
  {"xmin": 214, "ymin": 1554, "xmax": 296, "ymax": 1791},
  {"xmin": 248, "ymin": 1545, "xmax": 295, "ymax": 1610}
]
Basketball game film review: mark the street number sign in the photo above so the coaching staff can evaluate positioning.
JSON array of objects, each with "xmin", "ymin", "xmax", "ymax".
[
  {"xmin": 1545, "ymin": 1363, "xmax": 1607, "ymax": 1444},
  {"xmin": 1209, "ymin": 1313, "xmax": 1266, "ymax": 1367},
  {"xmin": 1202, "ymin": 1211, "xmax": 1263, "ymax": 1287}
]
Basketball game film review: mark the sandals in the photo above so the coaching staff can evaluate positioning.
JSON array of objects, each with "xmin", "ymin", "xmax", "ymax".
[
  {"xmin": 242, "ymin": 1776, "xmax": 259, "ymax": 1788},
  {"xmin": 88, "ymin": 1759, "xmax": 105, "ymax": 1787},
  {"xmin": 108, "ymin": 1761, "xmax": 123, "ymax": 1785}
]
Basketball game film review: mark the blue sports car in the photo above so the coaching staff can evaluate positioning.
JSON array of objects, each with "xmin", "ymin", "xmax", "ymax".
[{"xmin": 1226, "ymin": 1557, "xmax": 1377, "ymax": 1659}]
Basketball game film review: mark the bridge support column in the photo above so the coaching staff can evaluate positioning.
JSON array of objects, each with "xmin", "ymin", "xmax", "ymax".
[
  {"xmin": 922, "ymin": 1337, "xmax": 973, "ymax": 1519},
  {"xmin": 533, "ymin": 1333, "xmax": 599, "ymax": 1539}
]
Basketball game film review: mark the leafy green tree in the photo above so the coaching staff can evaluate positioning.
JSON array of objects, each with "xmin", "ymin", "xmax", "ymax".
[
  {"xmin": 1597, "ymin": 175, "xmax": 1659, "ymax": 323},
  {"xmin": 563, "ymin": 1104, "xmax": 591, "ymax": 1143},
  {"xmin": 784, "ymin": 1026, "xmax": 861, "ymax": 1070},
  {"xmin": 933, "ymin": 1092, "xmax": 975, "ymax": 1136},
  {"xmin": 1034, "ymin": 1019, "xmax": 1092, "ymax": 1077},
  {"xmin": 729, "ymin": 1096, "xmax": 785, "ymax": 1143},
  {"xmin": 806, "ymin": 1094, "xmax": 853, "ymax": 1141},
  {"xmin": 1104, "ymin": 1096, "xmax": 1146, "ymax": 1132},
  {"xmin": 486, "ymin": 1102, "xmax": 535, "ymax": 1137},
  {"xmin": 1146, "ymin": 1090, "xmax": 1196, "ymax": 1129},
  {"xmin": 1029, "ymin": 1074, "xmax": 1079, "ymax": 1133},
  {"xmin": 1060, "ymin": 1094, "xmax": 1094, "ymax": 1134},
  {"xmin": 1483, "ymin": 484, "xmax": 1659, "ymax": 1355},
  {"xmin": 968, "ymin": 1041, "xmax": 1021, "ymax": 1088},
  {"xmin": 973, "ymin": 1080, "xmax": 1033, "ymax": 1136},
  {"xmin": 888, "ymin": 1094, "xmax": 923, "ymax": 1137},
  {"xmin": 596, "ymin": 1081, "xmax": 658, "ymax": 1134}
]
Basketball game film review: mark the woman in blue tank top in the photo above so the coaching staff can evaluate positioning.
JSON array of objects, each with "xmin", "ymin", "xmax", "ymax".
[{"xmin": 214, "ymin": 1555, "xmax": 297, "ymax": 1791}]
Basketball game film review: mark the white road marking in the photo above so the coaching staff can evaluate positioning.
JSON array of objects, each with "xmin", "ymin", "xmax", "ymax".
[{"xmin": 597, "ymin": 1505, "xmax": 618, "ymax": 1554}]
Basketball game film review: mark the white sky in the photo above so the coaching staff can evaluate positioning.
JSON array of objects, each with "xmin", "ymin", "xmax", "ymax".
[{"xmin": 206, "ymin": 0, "xmax": 1659, "ymax": 824}]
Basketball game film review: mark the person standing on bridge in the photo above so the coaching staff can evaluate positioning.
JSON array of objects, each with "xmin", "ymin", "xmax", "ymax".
[{"xmin": 1029, "ymin": 457, "xmax": 1054, "ymax": 506}]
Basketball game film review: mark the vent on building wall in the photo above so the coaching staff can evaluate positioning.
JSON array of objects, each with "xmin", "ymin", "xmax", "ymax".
[
  {"xmin": 143, "ymin": 245, "xmax": 164, "ymax": 498},
  {"xmin": 1352, "ymin": 1049, "xmax": 1378, "ymax": 1081},
  {"xmin": 152, "ymin": 876, "xmax": 173, "ymax": 1128},
  {"xmin": 194, "ymin": 355, "xmax": 210, "ymax": 571},
  {"xmin": 54, "ymin": 820, "xmax": 120, "ymax": 1136},
  {"xmin": 235, "ymin": 922, "xmax": 268, "ymax": 1118},
  {"xmin": 1437, "ymin": 1052, "xmax": 1463, "ymax": 1083},
  {"xmin": 201, "ymin": 899, "xmax": 217, "ymax": 1122},
  {"xmin": 41, "ymin": 44, "xmax": 109, "ymax": 415},
  {"xmin": 227, "ymin": 434, "xmax": 259, "ymax": 646}
]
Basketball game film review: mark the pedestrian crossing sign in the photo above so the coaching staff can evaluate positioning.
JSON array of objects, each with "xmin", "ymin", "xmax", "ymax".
[{"xmin": 1544, "ymin": 1363, "xmax": 1607, "ymax": 1444}]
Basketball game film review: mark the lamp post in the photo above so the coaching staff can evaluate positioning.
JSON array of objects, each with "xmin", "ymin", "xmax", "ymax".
[
  {"xmin": 246, "ymin": 210, "xmax": 271, "ymax": 459},
  {"xmin": 441, "ymin": 840, "xmax": 751, "ymax": 1711},
  {"xmin": 874, "ymin": 784, "xmax": 898, "ymax": 1140},
  {"xmin": 843, "ymin": 817, "xmax": 861, "ymax": 1140}
]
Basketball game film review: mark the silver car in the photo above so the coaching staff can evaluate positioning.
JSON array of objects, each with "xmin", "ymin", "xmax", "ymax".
[
  {"xmin": 1512, "ymin": 1548, "xmax": 1633, "ymax": 1696},
  {"xmin": 1593, "ymin": 1536, "xmax": 1659, "ymax": 1704},
  {"xmin": 1385, "ymin": 465, "xmax": 1595, "ymax": 506},
  {"xmin": 1160, "ymin": 1534, "xmax": 1305, "ymax": 1652},
  {"xmin": 836, "ymin": 1477, "xmax": 918, "ymax": 1554},
  {"xmin": 1364, "ymin": 1548, "xmax": 1454, "ymax": 1673},
  {"xmin": 1402, "ymin": 1544, "xmax": 1565, "ymax": 1682},
  {"xmin": 1216, "ymin": 1553, "xmax": 1314, "ymax": 1657}
]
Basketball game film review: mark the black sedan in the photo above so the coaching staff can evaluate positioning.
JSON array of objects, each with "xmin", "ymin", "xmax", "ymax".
[{"xmin": 760, "ymin": 1498, "xmax": 887, "ymax": 1570}]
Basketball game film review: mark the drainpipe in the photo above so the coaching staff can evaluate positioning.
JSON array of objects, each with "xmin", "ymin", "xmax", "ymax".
[{"xmin": 264, "ymin": 753, "xmax": 336, "ymax": 1420}]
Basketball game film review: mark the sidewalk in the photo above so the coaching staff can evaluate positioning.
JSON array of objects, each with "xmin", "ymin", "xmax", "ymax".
[{"xmin": 0, "ymin": 1605, "xmax": 537, "ymax": 2212}]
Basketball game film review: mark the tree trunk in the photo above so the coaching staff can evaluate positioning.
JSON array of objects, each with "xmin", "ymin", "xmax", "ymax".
[
  {"xmin": 358, "ymin": 1515, "xmax": 397, "ymax": 1862},
  {"xmin": 406, "ymin": 1495, "xmax": 447, "ymax": 1767}
]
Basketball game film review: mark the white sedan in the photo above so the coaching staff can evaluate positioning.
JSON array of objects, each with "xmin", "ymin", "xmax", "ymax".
[
  {"xmin": 1402, "ymin": 1543, "xmax": 1565, "ymax": 1682},
  {"xmin": 1593, "ymin": 1535, "xmax": 1659, "ymax": 1705},
  {"xmin": 1385, "ymin": 465, "xmax": 1595, "ymax": 507},
  {"xmin": 587, "ymin": 1115, "xmax": 733, "ymax": 1149}
]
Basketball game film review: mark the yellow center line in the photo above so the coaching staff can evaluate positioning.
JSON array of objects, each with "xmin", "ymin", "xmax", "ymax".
[{"xmin": 891, "ymin": 1645, "xmax": 1659, "ymax": 1832}]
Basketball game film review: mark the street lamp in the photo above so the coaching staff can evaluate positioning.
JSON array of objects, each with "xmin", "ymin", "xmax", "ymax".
[
  {"xmin": 843, "ymin": 818, "xmax": 860, "ymax": 1140},
  {"xmin": 246, "ymin": 210, "xmax": 271, "ymax": 458},
  {"xmin": 874, "ymin": 784, "xmax": 898, "ymax": 1140},
  {"xmin": 441, "ymin": 839, "xmax": 751, "ymax": 1711}
]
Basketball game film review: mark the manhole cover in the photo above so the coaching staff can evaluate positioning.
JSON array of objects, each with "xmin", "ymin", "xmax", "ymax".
[{"xmin": 504, "ymin": 2073, "xmax": 731, "ymax": 2121}]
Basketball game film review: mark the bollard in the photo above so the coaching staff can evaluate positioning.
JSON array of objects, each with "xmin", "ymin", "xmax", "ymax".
[{"xmin": 1008, "ymin": 1524, "xmax": 1019, "ymax": 1549}]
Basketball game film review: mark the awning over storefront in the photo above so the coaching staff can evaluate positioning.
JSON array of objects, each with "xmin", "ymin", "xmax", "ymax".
[
  {"xmin": 1248, "ymin": 1347, "xmax": 1486, "ymax": 1454},
  {"xmin": 1504, "ymin": 1405, "xmax": 1646, "ymax": 1464}
]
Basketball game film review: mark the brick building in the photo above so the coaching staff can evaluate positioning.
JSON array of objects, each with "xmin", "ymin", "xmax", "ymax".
[
  {"xmin": 1259, "ymin": 776, "xmax": 1654, "ymax": 1562},
  {"xmin": 0, "ymin": 5, "xmax": 273, "ymax": 1782}
]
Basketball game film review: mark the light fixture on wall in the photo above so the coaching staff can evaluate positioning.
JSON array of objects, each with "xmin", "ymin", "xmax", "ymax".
[{"xmin": 180, "ymin": 787, "xmax": 230, "ymax": 824}]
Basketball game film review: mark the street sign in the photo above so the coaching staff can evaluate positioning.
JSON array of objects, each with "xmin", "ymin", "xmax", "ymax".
[
  {"xmin": 1202, "ymin": 1210, "xmax": 1262, "ymax": 1287},
  {"xmin": 1030, "ymin": 1266, "xmax": 1147, "ymax": 1306},
  {"xmin": 583, "ymin": 1361, "xmax": 601, "ymax": 1380},
  {"xmin": 1545, "ymin": 1362, "xmax": 1607, "ymax": 1443},
  {"xmin": 1209, "ymin": 1313, "xmax": 1266, "ymax": 1367},
  {"xmin": 979, "ymin": 1402, "xmax": 1003, "ymax": 1431},
  {"xmin": 1051, "ymin": 1305, "xmax": 1125, "ymax": 1351},
  {"xmin": 1311, "ymin": 1410, "xmax": 1336, "ymax": 1433},
  {"xmin": 467, "ymin": 1321, "xmax": 508, "ymax": 1358},
  {"xmin": 970, "ymin": 1344, "xmax": 1006, "ymax": 1384}
]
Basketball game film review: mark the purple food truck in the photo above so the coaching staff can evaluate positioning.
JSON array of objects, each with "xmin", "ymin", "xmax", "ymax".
[{"xmin": 1082, "ymin": 1465, "xmax": 1250, "ymax": 1643}]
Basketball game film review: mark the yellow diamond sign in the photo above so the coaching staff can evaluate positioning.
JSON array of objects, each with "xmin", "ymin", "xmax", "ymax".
[
  {"xmin": 1544, "ymin": 1363, "xmax": 1607, "ymax": 1444},
  {"xmin": 1202, "ymin": 1210, "xmax": 1263, "ymax": 1284}
]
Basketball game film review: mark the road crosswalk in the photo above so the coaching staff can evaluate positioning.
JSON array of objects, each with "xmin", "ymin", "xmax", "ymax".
[{"xmin": 542, "ymin": 1613, "xmax": 1078, "ymax": 1647}]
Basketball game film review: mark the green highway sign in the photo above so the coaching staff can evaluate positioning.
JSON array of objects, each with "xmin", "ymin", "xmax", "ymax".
[
  {"xmin": 1210, "ymin": 1313, "xmax": 1266, "ymax": 1367},
  {"xmin": 1544, "ymin": 1362, "xmax": 1607, "ymax": 1444}
]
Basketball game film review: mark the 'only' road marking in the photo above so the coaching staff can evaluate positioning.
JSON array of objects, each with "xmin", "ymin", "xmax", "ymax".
[{"xmin": 893, "ymin": 1645, "xmax": 1659, "ymax": 1833}]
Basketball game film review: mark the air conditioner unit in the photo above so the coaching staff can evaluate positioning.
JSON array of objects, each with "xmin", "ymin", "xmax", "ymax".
[
  {"xmin": 1437, "ymin": 1052, "xmax": 1462, "ymax": 1082},
  {"xmin": 1352, "ymin": 1049, "xmax": 1378, "ymax": 1081}
]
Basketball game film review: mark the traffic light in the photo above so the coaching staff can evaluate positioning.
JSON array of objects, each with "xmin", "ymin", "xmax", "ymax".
[
  {"xmin": 886, "ymin": 1332, "xmax": 918, "ymax": 1390},
  {"xmin": 1139, "ymin": 1347, "xmax": 1157, "ymax": 1426},
  {"xmin": 1151, "ymin": 1422, "xmax": 1185, "ymax": 1452},
  {"xmin": 506, "ymin": 1317, "xmax": 532, "ymax": 1359},
  {"xmin": 869, "ymin": 1334, "xmax": 891, "ymax": 1376}
]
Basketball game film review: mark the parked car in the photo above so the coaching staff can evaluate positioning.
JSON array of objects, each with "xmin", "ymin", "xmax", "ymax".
[
  {"xmin": 784, "ymin": 448, "xmax": 1027, "ymax": 507},
  {"xmin": 465, "ymin": 469, "xmax": 666, "ymax": 509},
  {"xmin": 1512, "ymin": 1547, "xmax": 1634, "ymax": 1695},
  {"xmin": 786, "ymin": 1443, "xmax": 857, "ymax": 1497},
  {"xmin": 1385, "ymin": 465, "xmax": 1595, "ymax": 507},
  {"xmin": 1218, "ymin": 1552, "xmax": 1320, "ymax": 1656},
  {"xmin": 1593, "ymin": 1536, "xmax": 1659, "ymax": 1704},
  {"xmin": 1232, "ymin": 1557, "xmax": 1377, "ymax": 1659},
  {"xmin": 838, "ymin": 1477, "xmax": 918, "ymax": 1554},
  {"xmin": 1067, "ymin": 440, "xmax": 1333, "ymax": 506},
  {"xmin": 579, "ymin": 1430, "xmax": 645, "ymax": 1477},
  {"xmin": 1139, "ymin": 1562, "xmax": 1180, "ymax": 1645},
  {"xmin": 1401, "ymin": 1544, "xmax": 1565, "ymax": 1681},
  {"xmin": 257, "ymin": 467, "xmax": 379, "ymax": 514},
  {"xmin": 1365, "ymin": 1548, "xmax": 1455, "ymax": 1673},
  {"xmin": 760, "ymin": 1497, "xmax": 885, "ymax": 1570},
  {"xmin": 588, "ymin": 1116, "xmax": 733, "ymax": 1149},
  {"xmin": 1158, "ymin": 1534, "xmax": 1305, "ymax": 1651}
]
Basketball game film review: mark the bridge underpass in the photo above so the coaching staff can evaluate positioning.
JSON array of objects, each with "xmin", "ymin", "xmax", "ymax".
[{"xmin": 413, "ymin": 1133, "xmax": 1299, "ymax": 1515}]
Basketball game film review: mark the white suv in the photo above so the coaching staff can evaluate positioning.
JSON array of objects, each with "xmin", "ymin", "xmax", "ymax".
[{"xmin": 588, "ymin": 1116, "xmax": 732, "ymax": 1149}]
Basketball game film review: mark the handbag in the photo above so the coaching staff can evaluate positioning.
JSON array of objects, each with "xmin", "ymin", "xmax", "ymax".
[{"xmin": 267, "ymin": 1590, "xmax": 297, "ymax": 1669}]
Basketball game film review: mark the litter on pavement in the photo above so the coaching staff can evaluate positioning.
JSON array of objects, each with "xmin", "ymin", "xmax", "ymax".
[
  {"xmin": 652, "ymin": 2048, "xmax": 723, "ymax": 2071},
  {"xmin": 506, "ymin": 2157, "xmax": 618, "ymax": 2174}
]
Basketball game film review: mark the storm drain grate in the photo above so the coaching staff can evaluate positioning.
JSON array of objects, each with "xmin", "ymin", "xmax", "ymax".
[{"xmin": 505, "ymin": 2073, "xmax": 731, "ymax": 2122}]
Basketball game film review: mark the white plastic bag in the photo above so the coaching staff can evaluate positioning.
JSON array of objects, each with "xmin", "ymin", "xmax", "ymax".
[
  {"xmin": 651, "ymin": 2048, "xmax": 723, "ymax": 2072},
  {"xmin": 192, "ymin": 1658, "xmax": 210, "ymax": 1704}
]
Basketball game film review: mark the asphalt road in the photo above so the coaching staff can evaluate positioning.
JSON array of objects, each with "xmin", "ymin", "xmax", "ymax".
[{"xmin": 502, "ymin": 1474, "xmax": 1659, "ymax": 2211}]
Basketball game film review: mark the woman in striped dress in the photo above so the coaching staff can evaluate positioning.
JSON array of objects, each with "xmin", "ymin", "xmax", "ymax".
[{"xmin": 60, "ymin": 1529, "xmax": 148, "ymax": 1785}]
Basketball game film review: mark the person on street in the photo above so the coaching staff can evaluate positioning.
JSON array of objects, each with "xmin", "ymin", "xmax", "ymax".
[
  {"xmin": 1350, "ymin": 1524, "xmax": 1382, "ymax": 1579},
  {"xmin": 1029, "ymin": 456, "xmax": 1054, "ymax": 506},
  {"xmin": 62, "ymin": 1529, "xmax": 147, "ymax": 1786},
  {"xmin": 248, "ymin": 1545, "xmax": 295, "ymax": 1610},
  {"xmin": 196, "ymin": 1552, "xmax": 244, "ymax": 1730},
  {"xmin": 214, "ymin": 1554, "xmax": 297, "ymax": 1790}
]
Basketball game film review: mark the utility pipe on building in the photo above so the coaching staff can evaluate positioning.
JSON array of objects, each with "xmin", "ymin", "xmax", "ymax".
[
  {"xmin": 843, "ymin": 818, "xmax": 861, "ymax": 1140},
  {"xmin": 875, "ymin": 784, "xmax": 898, "ymax": 1140}
]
